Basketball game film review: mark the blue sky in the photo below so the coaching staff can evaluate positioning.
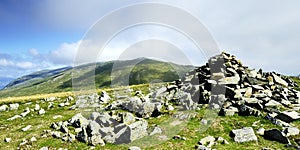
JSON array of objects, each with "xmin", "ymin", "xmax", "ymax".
[{"xmin": 0, "ymin": 0, "xmax": 300, "ymax": 87}]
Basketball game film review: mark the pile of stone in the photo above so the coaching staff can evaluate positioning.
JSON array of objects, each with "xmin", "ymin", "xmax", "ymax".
[
  {"xmin": 50, "ymin": 52, "xmax": 300, "ymax": 148},
  {"xmin": 49, "ymin": 110, "xmax": 150, "ymax": 146}
]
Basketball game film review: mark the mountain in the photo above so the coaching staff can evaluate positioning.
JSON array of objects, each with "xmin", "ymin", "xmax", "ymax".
[{"xmin": 0, "ymin": 58, "xmax": 194, "ymax": 98}]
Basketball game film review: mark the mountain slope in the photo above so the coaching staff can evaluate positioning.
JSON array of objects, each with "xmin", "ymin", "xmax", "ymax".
[{"xmin": 0, "ymin": 58, "xmax": 194, "ymax": 98}]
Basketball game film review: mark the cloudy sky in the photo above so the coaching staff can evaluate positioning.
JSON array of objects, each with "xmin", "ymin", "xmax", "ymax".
[{"xmin": 0, "ymin": 0, "xmax": 300, "ymax": 87}]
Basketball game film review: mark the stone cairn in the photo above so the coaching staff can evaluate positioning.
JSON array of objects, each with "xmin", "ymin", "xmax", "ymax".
[{"xmin": 48, "ymin": 52, "xmax": 300, "ymax": 148}]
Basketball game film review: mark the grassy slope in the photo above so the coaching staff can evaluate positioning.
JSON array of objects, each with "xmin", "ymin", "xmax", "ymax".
[
  {"xmin": 0, "ymin": 59, "xmax": 193, "ymax": 98},
  {"xmin": 1, "ymin": 80, "xmax": 299, "ymax": 150}
]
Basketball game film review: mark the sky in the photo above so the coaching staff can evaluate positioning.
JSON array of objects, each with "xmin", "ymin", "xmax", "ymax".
[{"xmin": 0, "ymin": 0, "xmax": 300, "ymax": 87}]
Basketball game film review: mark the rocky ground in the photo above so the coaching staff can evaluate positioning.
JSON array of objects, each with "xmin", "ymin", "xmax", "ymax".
[{"xmin": 1, "ymin": 52, "xmax": 300, "ymax": 150}]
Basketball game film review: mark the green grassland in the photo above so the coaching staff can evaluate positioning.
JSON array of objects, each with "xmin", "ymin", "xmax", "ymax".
[
  {"xmin": 1, "ymin": 79, "xmax": 300, "ymax": 150},
  {"xmin": 0, "ymin": 59, "xmax": 193, "ymax": 98}
]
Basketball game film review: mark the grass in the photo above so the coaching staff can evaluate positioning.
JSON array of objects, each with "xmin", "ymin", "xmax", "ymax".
[{"xmin": 0, "ymin": 81, "xmax": 300, "ymax": 150}]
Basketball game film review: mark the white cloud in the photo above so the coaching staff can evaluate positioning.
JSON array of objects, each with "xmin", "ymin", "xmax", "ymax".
[
  {"xmin": 29, "ymin": 48, "xmax": 39, "ymax": 56},
  {"xmin": 15, "ymin": 61, "xmax": 36, "ymax": 69},
  {"xmin": 0, "ymin": 58, "xmax": 14, "ymax": 67},
  {"xmin": 49, "ymin": 41, "xmax": 80, "ymax": 65}
]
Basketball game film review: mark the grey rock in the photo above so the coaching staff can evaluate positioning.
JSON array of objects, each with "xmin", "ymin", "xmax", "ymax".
[
  {"xmin": 9, "ymin": 103, "xmax": 19, "ymax": 110},
  {"xmin": 265, "ymin": 113, "xmax": 291, "ymax": 127},
  {"xmin": 114, "ymin": 123, "xmax": 131, "ymax": 144},
  {"xmin": 216, "ymin": 137, "xmax": 229, "ymax": 144},
  {"xmin": 20, "ymin": 108, "xmax": 30, "ymax": 117},
  {"xmin": 69, "ymin": 113, "xmax": 89, "ymax": 128},
  {"xmin": 76, "ymin": 127, "xmax": 88, "ymax": 143},
  {"xmin": 60, "ymin": 125, "xmax": 69, "ymax": 133},
  {"xmin": 195, "ymin": 145, "xmax": 211, "ymax": 150},
  {"xmin": 53, "ymin": 115, "xmax": 63, "ymax": 119},
  {"xmin": 35, "ymin": 104, "xmax": 40, "ymax": 111},
  {"xmin": 39, "ymin": 147, "xmax": 49, "ymax": 150},
  {"xmin": 283, "ymin": 127, "xmax": 300, "ymax": 137},
  {"xmin": 238, "ymin": 105, "xmax": 261, "ymax": 117},
  {"xmin": 272, "ymin": 73, "xmax": 288, "ymax": 87},
  {"xmin": 276, "ymin": 111, "xmax": 300, "ymax": 123},
  {"xmin": 38, "ymin": 108, "xmax": 46, "ymax": 115},
  {"xmin": 149, "ymin": 126, "xmax": 163, "ymax": 136},
  {"xmin": 22, "ymin": 125, "xmax": 32, "ymax": 132},
  {"xmin": 265, "ymin": 100, "xmax": 282, "ymax": 107},
  {"xmin": 86, "ymin": 121, "xmax": 101, "ymax": 137},
  {"xmin": 220, "ymin": 106, "xmax": 238, "ymax": 116},
  {"xmin": 95, "ymin": 112, "xmax": 113, "ymax": 127},
  {"xmin": 257, "ymin": 128, "xmax": 265, "ymax": 136},
  {"xmin": 99, "ymin": 91, "xmax": 110, "ymax": 103},
  {"xmin": 128, "ymin": 146, "xmax": 141, "ymax": 150},
  {"xmin": 68, "ymin": 133, "xmax": 76, "ymax": 142},
  {"xmin": 58, "ymin": 103, "xmax": 65, "ymax": 107},
  {"xmin": 52, "ymin": 131, "xmax": 61, "ymax": 138},
  {"xmin": 88, "ymin": 135, "xmax": 105, "ymax": 146},
  {"xmin": 198, "ymin": 135, "xmax": 215, "ymax": 147},
  {"xmin": 128, "ymin": 120, "xmax": 148, "ymax": 142},
  {"xmin": 264, "ymin": 129, "xmax": 289, "ymax": 144},
  {"xmin": 4, "ymin": 138, "xmax": 11, "ymax": 143},
  {"xmin": 230, "ymin": 127, "xmax": 258, "ymax": 143},
  {"xmin": 30, "ymin": 136, "xmax": 37, "ymax": 142},
  {"xmin": 89, "ymin": 112, "xmax": 101, "ymax": 121},
  {"xmin": 122, "ymin": 112, "xmax": 136, "ymax": 125},
  {"xmin": 0, "ymin": 105, "xmax": 8, "ymax": 112}
]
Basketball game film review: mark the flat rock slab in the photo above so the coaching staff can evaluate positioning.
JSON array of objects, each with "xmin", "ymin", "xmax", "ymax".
[{"xmin": 230, "ymin": 127, "xmax": 258, "ymax": 143}]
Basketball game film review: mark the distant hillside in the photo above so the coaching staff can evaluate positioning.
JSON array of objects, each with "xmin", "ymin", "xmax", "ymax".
[{"xmin": 0, "ymin": 58, "xmax": 194, "ymax": 98}]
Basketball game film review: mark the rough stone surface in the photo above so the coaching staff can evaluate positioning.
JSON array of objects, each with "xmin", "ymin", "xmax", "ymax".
[{"xmin": 230, "ymin": 127, "xmax": 258, "ymax": 143}]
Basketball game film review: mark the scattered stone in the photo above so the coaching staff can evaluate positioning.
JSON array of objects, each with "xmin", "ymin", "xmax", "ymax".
[
  {"xmin": 9, "ymin": 103, "xmax": 19, "ymax": 110},
  {"xmin": 173, "ymin": 135, "xmax": 181, "ymax": 140},
  {"xmin": 195, "ymin": 145, "xmax": 211, "ymax": 150},
  {"xmin": 4, "ymin": 138, "xmax": 11, "ymax": 143},
  {"xmin": 52, "ymin": 131, "xmax": 61, "ymax": 138},
  {"xmin": 99, "ymin": 91, "xmax": 111, "ymax": 103},
  {"xmin": 88, "ymin": 135, "xmax": 105, "ymax": 146},
  {"xmin": 128, "ymin": 146, "xmax": 141, "ymax": 150},
  {"xmin": 40, "ymin": 147, "xmax": 48, "ymax": 150},
  {"xmin": 198, "ymin": 136, "xmax": 215, "ymax": 148},
  {"xmin": 0, "ymin": 105, "xmax": 8, "ymax": 112},
  {"xmin": 216, "ymin": 137, "xmax": 229, "ymax": 144},
  {"xmin": 257, "ymin": 128, "xmax": 265, "ymax": 136},
  {"xmin": 7, "ymin": 115, "xmax": 21, "ymax": 121},
  {"xmin": 22, "ymin": 125, "xmax": 32, "ymax": 132},
  {"xmin": 59, "ymin": 103, "xmax": 65, "ymax": 107},
  {"xmin": 60, "ymin": 125, "xmax": 69, "ymax": 133},
  {"xmin": 276, "ymin": 111, "xmax": 300, "ymax": 123},
  {"xmin": 230, "ymin": 127, "xmax": 258, "ymax": 143},
  {"xmin": 263, "ymin": 129, "xmax": 289, "ymax": 144},
  {"xmin": 20, "ymin": 108, "xmax": 30, "ymax": 117},
  {"xmin": 53, "ymin": 115, "xmax": 63, "ymax": 119},
  {"xmin": 149, "ymin": 126, "xmax": 162, "ymax": 136},
  {"xmin": 39, "ymin": 108, "xmax": 46, "ymax": 115},
  {"xmin": 283, "ymin": 127, "xmax": 300, "ymax": 137},
  {"xmin": 30, "ymin": 136, "xmax": 37, "ymax": 142},
  {"xmin": 272, "ymin": 73, "xmax": 288, "ymax": 87},
  {"xmin": 35, "ymin": 104, "xmax": 40, "ymax": 111}
]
